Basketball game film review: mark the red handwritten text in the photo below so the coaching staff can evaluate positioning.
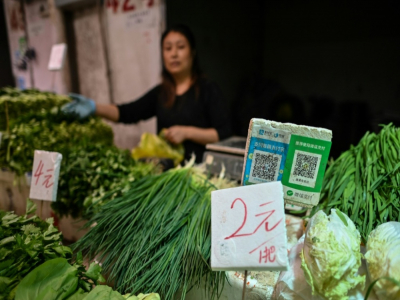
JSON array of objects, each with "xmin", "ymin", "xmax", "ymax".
[
  {"xmin": 34, "ymin": 160, "xmax": 54, "ymax": 188},
  {"xmin": 225, "ymin": 199, "xmax": 282, "ymax": 240},
  {"xmin": 259, "ymin": 246, "xmax": 276, "ymax": 263}
]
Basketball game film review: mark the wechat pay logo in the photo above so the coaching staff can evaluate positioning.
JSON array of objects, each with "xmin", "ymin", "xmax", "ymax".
[{"xmin": 287, "ymin": 190, "xmax": 294, "ymax": 196}]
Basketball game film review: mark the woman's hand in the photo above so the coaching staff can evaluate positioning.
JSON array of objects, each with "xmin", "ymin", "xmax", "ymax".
[
  {"xmin": 164, "ymin": 126, "xmax": 220, "ymax": 145},
  {"xmin": 164, "ymin": 126, "xmax": 188, "ymax": 144}
]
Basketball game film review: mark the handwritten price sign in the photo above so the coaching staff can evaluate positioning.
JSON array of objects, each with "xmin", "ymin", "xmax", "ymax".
[
  {"xmin": 211, "ymin": 181, "xmax": 288, "ymax": 271},
  {"xmin": 29, "ymin": 150, "xmax": 62, "ymax": 202}
]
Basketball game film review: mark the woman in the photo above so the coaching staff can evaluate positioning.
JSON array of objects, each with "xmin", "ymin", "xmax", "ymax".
[{"xmin": 63, "ymin": 24, "xmax": 231, "ymax": 163}]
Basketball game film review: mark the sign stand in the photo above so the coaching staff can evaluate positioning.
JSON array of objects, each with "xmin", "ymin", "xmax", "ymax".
[{"xmin": 242, "ymin": 270, "xmax": 248, "ymax": 300}]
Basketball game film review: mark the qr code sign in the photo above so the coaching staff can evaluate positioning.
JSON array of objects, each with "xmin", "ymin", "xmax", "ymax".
[
  {"xmin": 249, "ymin": 150, "xmax": 282, "ymax": 183},
  {"xmin": 289, "ymin": 150, "xmax": 321, "ymax": 188}
]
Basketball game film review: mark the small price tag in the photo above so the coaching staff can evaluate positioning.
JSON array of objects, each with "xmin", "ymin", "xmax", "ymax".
[
  {"xmin": 29, "ymin": 150, "xmax": 62, "ymax": 201},
  {"xmin": 48, "ymin": 43, "xmax": 67, "ymax": 71},
  {"xmin": 211, "ymin": 181, "xmax": 288, "ymax": 271}
]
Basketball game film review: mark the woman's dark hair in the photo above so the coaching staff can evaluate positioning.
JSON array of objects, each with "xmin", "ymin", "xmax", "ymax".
[{"xmin": 160, "ymin": 24, "xmax": 202, "ymax": 107}]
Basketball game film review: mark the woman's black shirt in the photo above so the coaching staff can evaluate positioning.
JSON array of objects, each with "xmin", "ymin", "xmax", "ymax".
[{"xmin": 117, "ymin": 79, "xmax": 231, "ymax": 162}]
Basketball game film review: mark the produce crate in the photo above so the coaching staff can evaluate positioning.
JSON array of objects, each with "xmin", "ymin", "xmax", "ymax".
[{"xmin": 0, "ymin": 170, "xmax": 88, "ymax": 242}]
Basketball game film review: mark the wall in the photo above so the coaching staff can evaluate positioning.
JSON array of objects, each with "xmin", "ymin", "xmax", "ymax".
[
  {"xmin": 3, "ymin": 0, "xmax": 70, "ymax": 93},
  {"xmin": 166, "ymin": 0, "xmax": 265, "ymax": 109},
  {"xmin": 71, "ymin": 0, "xmax": 165, "ymax": 149},
  {"xmin": 263, "ymin": 0, "xmax": 400, "ymax": 114}
]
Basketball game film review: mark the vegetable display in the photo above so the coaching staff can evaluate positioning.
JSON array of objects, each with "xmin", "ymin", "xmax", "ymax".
[
  {"xmin": 0, "ymin": 200, "xmax": 72, "ymax": 299},
  {"xmin": 301, "ymin": 209, "xmax": 365, "ymax": 299},
  {"xmin": 0, "ymin": 88, "xmax": 69, "ymax": 131},
  {"xmin": 0, "ymin": 110, "xmax": 113, "ymax": 177},
  {"xmin": 73, "ymin": 162, "xmax": 228, "ymax": 299},
  {"xmin": 54, "ymin": 143, "xmax": 159, "ymax": 218},
  {"xmin": 311, "ymin": 124, "xmax": 400, "ymax": 242},
  {"xmin": 365, "ymin": 221, "xmax": 400, "ymax": 300},
  {"xmin": 0, "ymin": 87, "xmax": 158, "ymax": 219}
]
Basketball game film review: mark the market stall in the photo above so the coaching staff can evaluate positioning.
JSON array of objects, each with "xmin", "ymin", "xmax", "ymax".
[{"xmin": 1, "ymin": 88, "xmax": 400, "ymax": 300}]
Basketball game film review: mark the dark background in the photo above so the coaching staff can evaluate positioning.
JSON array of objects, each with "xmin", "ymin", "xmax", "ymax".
[{"xmin": 167, "ymin": 0, "xmax": 400, "ymax": 158}]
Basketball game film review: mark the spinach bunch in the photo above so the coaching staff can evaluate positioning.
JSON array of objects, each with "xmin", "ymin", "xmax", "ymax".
[{"xmin": 0, "ymin": 200, "xmax": 72, "ymax": 299}]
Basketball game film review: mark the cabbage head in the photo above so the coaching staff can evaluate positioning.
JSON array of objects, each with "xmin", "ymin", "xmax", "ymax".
[
  {"xmin": 365, "ymin": 221, "xmax": 400, "ymax": 300},
  {"xmin": 301, "ymin": 209, "xmax": 365, "ymax": 300}
]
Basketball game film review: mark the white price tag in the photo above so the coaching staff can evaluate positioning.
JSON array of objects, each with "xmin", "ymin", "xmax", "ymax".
[
  {"xmin": 48, "ymin": 43, "xmax": 67, "ymax": 71},
  {"xmin": 211, "ymin": 181, "xmax": 288, "ymax": 271},
  {"xmin": 29, "ymin": 150, "xmax": 62, "ymax": 201}
]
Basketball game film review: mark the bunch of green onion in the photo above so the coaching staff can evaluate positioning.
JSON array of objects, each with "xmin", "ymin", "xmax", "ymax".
[
  {"xmin": 73, "ymin": 163, "xmax": 226, "ymax": 299},
  {"xmin": 311, "ymin": 124, "xmax": 400, "ymax": 243}
]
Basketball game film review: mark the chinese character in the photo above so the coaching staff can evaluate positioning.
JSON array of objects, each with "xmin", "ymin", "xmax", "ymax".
[
  {"xmin": 34, "ymin": 160, "xmax": 54, "ymax": 188},
  {"xmin": 259, "ymin": 246, "xmax": 276, "ymax": 263}
]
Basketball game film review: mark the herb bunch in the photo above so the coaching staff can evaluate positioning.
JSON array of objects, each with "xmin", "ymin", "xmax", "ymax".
[
  {"xmin": 0, "ymin": 200, "xmax": 72, "ymax": 299},
  {"xmin": 54, "ymin": 143, "xmax": 159, "ymax": 218},
  {"xmin": 311, "ymin": 124, "xmax": 400, "ymax": 243},
  {"xmin": 73, "ymin": 164, "xmax": 225, "ymax": 299}
]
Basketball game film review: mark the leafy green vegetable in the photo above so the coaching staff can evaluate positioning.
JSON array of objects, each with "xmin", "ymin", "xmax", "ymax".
[
  {"xmin": 14, "ymin": 257, "xmax": 109, "ymax": 300},
  {"xmin": 14, "ymin": 257, "xmax": 157, "ymax": 300},
  {"xmin": 365, "ymin": 222, "xmax": 400, "ymax": 299},
  {"xmin": 53, "ymin": 143, "xmax": 159, "ymax": 218},
  {"xmin": 0, "ymin": 88, "xmax": 70, "ymax": 131},
  {"xmin": 0, "ymin": 111, "xmax": 113, "ymax": 177},
  {"xmin": 0, "ymin": 87, "xmax": 159, "ymax": 218},
  {"xmin": 81, "ymin": 286, "xmax": 125, "ymax": 300},
  {"xmin": 0, "ymin": 200, "xmax": 72, "ymax": 299},
  {"xmin": 311, "ymin": 124, "xmax": 400, "ymax": 242},
  {"xmin": 301, "ymin": 209, "xmax": 365, "ymax": 299},
  {"xmin": 15, "ymin": 258, "xmax": 80, "ymax": 300},
  {"xmin": 73, "ymin": 163, "xmax": 226, "ymax": 299}
]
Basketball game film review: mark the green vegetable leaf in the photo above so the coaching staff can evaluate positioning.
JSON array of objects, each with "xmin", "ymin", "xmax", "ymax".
[
  {"xmin": 15, "ymin": 258, "xmax": 79, "ymax": 300},
  {"xmin": 82, "ymin": 286, "xmax": 126, "ymax": 300}
]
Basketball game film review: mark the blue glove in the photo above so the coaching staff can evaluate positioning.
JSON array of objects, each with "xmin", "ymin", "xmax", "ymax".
[{"xmin": 62, "ymin": 93, "xmax": 96, "ymax": 119}]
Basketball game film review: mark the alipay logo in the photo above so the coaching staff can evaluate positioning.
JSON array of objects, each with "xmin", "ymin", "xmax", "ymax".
[{"xmin": 259, "ymin": 129, "xmax": 265, "ymax": 135}]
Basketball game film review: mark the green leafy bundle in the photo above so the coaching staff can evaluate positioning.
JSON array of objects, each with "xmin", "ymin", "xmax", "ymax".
[
  {"xmin": 73, "ymin": 164, "xmax": 225, "ymax": 299},
  {"xmin": 15, "ymin": 255, "xmax": 160, "ymax": 300},
  {"xmin": 0, "ymin": 112, "xmax": 113, "ymax": 177},
  {"xmin": 15, "ymin": 256, "xmax": 107, "ymax": 300},
  {"xmin": 54, "ymin": 144, "xmax": 159, "ymax": 218},
  {"xmin": 0, "ymin": 88, "xmax": 70, "ymax": 131},
  {"xmin": 311, "ymin": 124, "xmax": 400, "ymax": 243},
  {"xmin": 0, "ymin": 200, "xmax": 72, "ymax": 299}
]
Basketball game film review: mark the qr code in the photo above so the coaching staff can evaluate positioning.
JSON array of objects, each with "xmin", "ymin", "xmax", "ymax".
[
  {"xmin": 293, "ymin": 153, "xmax": 319, "ymax": 179},
  {"xmin": 251, "ymin": 152, "xmax": 280, "ymax": 182}
]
